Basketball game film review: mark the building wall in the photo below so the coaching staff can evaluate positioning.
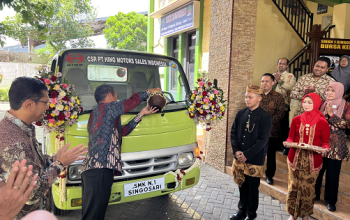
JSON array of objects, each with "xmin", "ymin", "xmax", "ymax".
[
  {"xmin": 306, "ymin": 1, "xmax": 334, "ymax": 26},
  {"xmin": 252, "ymin": 0, "xmax": 304, "ymax": 86},
  {"xmin": 0, "ymin": 51, "xmax": 46, "ymax": 87}
]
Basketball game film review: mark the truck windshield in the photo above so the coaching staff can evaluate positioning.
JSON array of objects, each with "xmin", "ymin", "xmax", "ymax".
[{"xmin": 60, "ymin": 50, "xmax": 190, "ymax": 113}]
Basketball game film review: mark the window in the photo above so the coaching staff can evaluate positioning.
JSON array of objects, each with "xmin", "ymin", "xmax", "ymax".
[{"xmin": 88, "ymin": 65, "xmax": 128, "ymax": 82}]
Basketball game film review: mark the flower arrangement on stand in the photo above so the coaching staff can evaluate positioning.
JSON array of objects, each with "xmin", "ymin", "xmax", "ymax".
[
  {"xmin": 163, "ymin": 151, "xmax": 204, "ymax": 189},
  {"xmin": 34, "ymin": 65, "xmax": 83, "ymax": 204},
  {"xmin": 186, "ymin": 76, "xmax": 227, "ymax": 131}
]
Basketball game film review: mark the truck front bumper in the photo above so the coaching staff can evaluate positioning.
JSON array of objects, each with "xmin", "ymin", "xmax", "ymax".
[{"xmin": 52, "ymin": 165, "xmax": 200, "ymax": 210}]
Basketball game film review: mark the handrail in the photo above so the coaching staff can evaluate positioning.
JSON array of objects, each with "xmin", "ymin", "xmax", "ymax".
[
  {"xmin": 298, "ymin": 0, "xmax": 312, "ymax": 14},
  {"xmin": 271, "ymin": 0, "xmax": 313, "ymax": 44},
  {"xmin": 288, "ymin": 23, "xmax": 336, "ymax": 80},
  {"xmin": 289, "ymin": 23, "xmax": 335, "ymax": 65}
]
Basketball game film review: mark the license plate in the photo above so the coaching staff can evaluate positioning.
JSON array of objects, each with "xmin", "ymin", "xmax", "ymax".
[{"xmin": 124, "ymin": 177, "xmax": 165, "ymax": 197}]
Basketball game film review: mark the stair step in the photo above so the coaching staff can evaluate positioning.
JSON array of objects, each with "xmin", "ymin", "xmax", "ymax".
[
  {"xmin": 274, "ymin": 151, "xmax": 350, "ymax": 205},
  {"xmin": 260, "ymin": 170, "xmax": 350, "ymax": 220},
  {"xmin": 226, "ymin": 166, "xmax": 350, "ymax": 220},
  {"xmin": 276, "ymin": 151, "xmax": 350, "ymax": 177}
]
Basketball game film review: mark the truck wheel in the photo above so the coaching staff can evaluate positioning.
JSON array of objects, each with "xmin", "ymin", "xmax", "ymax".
[{"xmin": 51, "ymin": 193, "xmax": 68, "ymax": 216}]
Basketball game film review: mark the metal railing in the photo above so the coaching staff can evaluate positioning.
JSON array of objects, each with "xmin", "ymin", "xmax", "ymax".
[
  {"xmin": 288, "ymin": 23, "xmax": 336, "ymax": 80},
  {"xmin": 271, "ymin": 0, "xmax": 313, "ymax": 44}
]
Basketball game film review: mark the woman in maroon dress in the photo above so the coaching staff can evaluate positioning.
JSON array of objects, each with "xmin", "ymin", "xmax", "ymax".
[{"xmin": 284, "ymin": 93, "xmax": 330, "ymax": 220}]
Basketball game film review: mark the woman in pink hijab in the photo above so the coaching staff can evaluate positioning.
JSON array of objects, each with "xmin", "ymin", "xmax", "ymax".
[{"xmin": 316, "ymin": 82, "xmax": 350, "ymax": 212}]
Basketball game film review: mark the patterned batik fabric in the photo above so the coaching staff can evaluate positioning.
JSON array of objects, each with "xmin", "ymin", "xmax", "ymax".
[
  {"xmin": 260, "ymin": 90, "xmax": 285, "ymax": 138},
  {"xmin": 0, "ymin": 112, "xmax": 64, "ymax": 219},
  {"xmin": 326, "ymin": 102, "xmax": 350, "ymax": 161},
  {"xmin": 231, "ymin": 159, "xmax": 264, "ymax": 187},
  {"xmin": 286, "ymin": 150, "xmax": 319, "ymax": 219},
  {"xmin": 290, "ymin": 73, "xmax": 335, "ymax": 117},
  {"xmin": 81, "ymin": 91, "xmax": 148, "ymax": 173}
]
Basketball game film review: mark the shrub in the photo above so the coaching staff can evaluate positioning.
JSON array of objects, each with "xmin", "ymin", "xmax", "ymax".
[{"xmin": 0, "ymin": 87, "xmax": 10, "ymax": 101}]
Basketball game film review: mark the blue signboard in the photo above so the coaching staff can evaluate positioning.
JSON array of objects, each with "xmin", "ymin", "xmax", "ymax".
[{"xmin": 160, "ymin": 3, "xmax": 194, "ymax": 37}]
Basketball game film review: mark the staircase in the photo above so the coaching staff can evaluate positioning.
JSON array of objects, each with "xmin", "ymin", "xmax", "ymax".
[
  {"xmin": 271, "ymin": 0, "xmax": 314, "ymax": 45},
  {"xmin": 259, "ymin": 148, "xmax": 350, "ymax": 220},
  {"xmin": 226, "ymin": 143, "xmax": 350, "ymax": 220}
]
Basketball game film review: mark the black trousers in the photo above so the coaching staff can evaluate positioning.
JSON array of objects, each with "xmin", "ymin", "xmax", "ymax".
[
  {"xmin": 82, "ymin": 168, "xmax": 114, "ymax": 220},
  {"xmin": 266, "ymin": 137, "xmax": 279, "ymax": 178},
  {"xmin": 238, "ymin": 175, "xmax": 261, "ymax": 219},
  {"xmin": 280, "ymin": 110, "xmax": 290, "ymax": 150},
  {"xmin": 315, "ymin": 158, "xmax": 342, "ymax": 205}
]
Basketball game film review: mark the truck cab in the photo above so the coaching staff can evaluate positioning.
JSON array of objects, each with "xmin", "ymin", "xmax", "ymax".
[{"xmin": 48, "ymin": 49, "xmax": 200, "ymax": 214}]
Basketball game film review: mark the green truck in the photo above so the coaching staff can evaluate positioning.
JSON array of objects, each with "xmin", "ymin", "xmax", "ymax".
[{"xmin": 47, "ymin": 48, "xmax": 200, "ymax": 214}]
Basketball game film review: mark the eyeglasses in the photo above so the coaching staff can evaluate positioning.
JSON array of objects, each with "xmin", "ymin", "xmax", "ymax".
[{"xmin": 31, "ymin": 99, "xmax": 51, "ymax": 106}]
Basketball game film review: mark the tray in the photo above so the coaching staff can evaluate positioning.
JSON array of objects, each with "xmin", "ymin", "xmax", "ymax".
[{"xmin": 283, "ymin": 142, "xmax": 328, "ymax": 153}]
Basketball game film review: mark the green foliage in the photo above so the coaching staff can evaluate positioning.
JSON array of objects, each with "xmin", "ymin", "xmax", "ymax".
[
  {"xmin": 0, "ymin": 87, "xmax": 10, "ymax": 101},
  {"xmin": 2, "ymin": 0, "xmax": 96, "ymax": 56},
  {"xmin": 35, "ymin": 44, "xmax": 55, "ymax": 63},
  {"xmin": 103, "ymin": 12, "xmax": 147, "ymax": 51},
  {"xmin": 0, "ymin": 0, "xmax": 56, "ymax": 46}
]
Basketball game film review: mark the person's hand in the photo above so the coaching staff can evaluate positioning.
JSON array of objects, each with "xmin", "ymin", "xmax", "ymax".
[
  {"xmin": 148, "ymin": 88, "xmax": 161, "ymax": 93},
  {"xmin": 139, "ymin": 105, "xmax": 158, "ymax": 116},
  {"xmin": 283, "ymin": 141, "xmax": 291, "ymax": 148},
  {"xmin": 316, "ymin": 148, "xmax": 329, "ymax": 154},
  {"xmin": 304, "ymin": 85, "xmax": 315, "ymax": 94},
  {"xmin": 274, "ymin": 72, "xmax": 281, "ymax": 83},
  {"xmin": 55, "ymin": 143, "xmax": 88, "ymax": 166},
  {"xmin": 326, "ymin": 101, "xmax": 334, "ymax": 116},
  {"xmin": 0, "ymin": 160, "xmax": 38, "ymax": 220},
  {"xmin": 235, "ymin": 151, "xmax": 247, "ymax": 163},
  {"xmin": 239, "ymin": 154, "xmax": 247, "ymax": 163},
  {"xmin": 235, "ymin": 151, "xmax": 242, "ymax": 158}
]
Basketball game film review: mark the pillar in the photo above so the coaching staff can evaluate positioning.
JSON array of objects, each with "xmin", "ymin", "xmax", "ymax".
[{"xmin": 206, "ymin": 0, "xmax": 258, "ymax": 171}]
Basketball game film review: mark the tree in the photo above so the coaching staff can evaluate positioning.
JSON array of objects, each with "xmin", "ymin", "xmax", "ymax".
[
  {"xmin": 103, "ymin": 12, "xmax": 147, "ymax": 51},
  {"xmin": 0, "ymin": 0, "xmax": 56, "ymax": 46},
  {"xmin": 1, "ymin": 0, "xmax": 96, "ymax": 57}
]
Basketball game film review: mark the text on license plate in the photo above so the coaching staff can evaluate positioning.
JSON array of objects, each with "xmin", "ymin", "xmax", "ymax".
[{"xmin": 124, "ymin": 177, "xmax": 165, "ymax": 197}]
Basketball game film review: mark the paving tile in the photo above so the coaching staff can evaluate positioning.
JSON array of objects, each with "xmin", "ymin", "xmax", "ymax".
[{"xmin": 42, "ymin": 164, "xmax": 302, "ymax": 220}]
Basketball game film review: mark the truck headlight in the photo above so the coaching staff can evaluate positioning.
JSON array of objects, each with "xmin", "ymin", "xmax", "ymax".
[
  {"xmin": 178, "ymin": 152, "xmax": 194, "ymax": 166},
  {"xmin": 68, "ymin": 164, "xmax": 82, "ymax": 181}
]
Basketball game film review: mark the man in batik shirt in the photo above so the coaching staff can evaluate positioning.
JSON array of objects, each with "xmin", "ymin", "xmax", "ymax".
[
  {"xmin": 260, "ymin": 73, "xmax": 285, "ymax": 185},
  {"xmin": 81, "ymin": 85, "xmax": 160, "ymax": 220},
  {"xmin": 0, "ymin": 77, "xmax": 87, "ymax": 219},
  {"xmin": 291, "ymin": 56, "xmax": 335, "ymax": 117},
  {"xmin": 230, "ymin": 85, "xmax": 272, "ymax": 220}
]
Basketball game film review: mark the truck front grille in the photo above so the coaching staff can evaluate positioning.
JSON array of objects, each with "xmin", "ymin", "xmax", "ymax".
[{"xmin": 116, "ymin": 154, "xmax": 177, "ymax": 180}]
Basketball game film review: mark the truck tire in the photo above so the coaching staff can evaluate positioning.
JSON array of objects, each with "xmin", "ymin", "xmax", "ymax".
[{"xmin": 51, "ymin": 193, "xmax": 68, "ymax": 216}]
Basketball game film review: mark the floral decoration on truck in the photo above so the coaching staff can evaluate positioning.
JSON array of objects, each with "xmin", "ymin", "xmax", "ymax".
[
  {"xmin": 186, "ymin": 77, "xmax": 227, "ymax": 131},
  {"xmin": 34, "ymin": 65, "xmax": 84, "ymax": 204}
]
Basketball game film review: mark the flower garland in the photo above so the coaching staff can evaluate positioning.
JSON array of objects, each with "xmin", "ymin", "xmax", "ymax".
[
  {"xmin": 35, "ymin": 65, "xmax": 83, "ymax": 133},
  {"xmin": 163, "ymin": 151, "xmax": 203, "ymax": 189},
  {"xmin": 57, "ymin": 168, "xmax": 67, "ymax": 204},
  {"xmin": 34, "ymin": 65, "xmax": 83, "ymax": 203},
  {"xmin": 186, "ymin": 77, "xmax": 227, "ymax": 131}
]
